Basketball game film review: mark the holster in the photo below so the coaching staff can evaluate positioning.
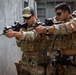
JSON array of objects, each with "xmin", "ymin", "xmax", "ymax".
[{"xmin": 15, "ymin": 60, "xmax": 30, "ymax": 75}]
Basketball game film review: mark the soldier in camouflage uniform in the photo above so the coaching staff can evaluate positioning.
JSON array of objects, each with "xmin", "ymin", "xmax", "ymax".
[
  {"xmin": 35, "ymin": 3, "xmax": 76, "ymax": 75},
  {"xmin": 5, "ymin": 6, "xmax": 55, "ymax": 75}
]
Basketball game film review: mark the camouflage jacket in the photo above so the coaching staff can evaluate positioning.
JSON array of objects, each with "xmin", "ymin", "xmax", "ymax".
[
  {"xmin": 16, "ymin": 20, "xmax": 58, "ymax": 64},
  {"xmin": 16, "ymin": 21, "xmax": 55, "ymax": 52},
  {"xmin": 50, "ymin": 18, "xmax": 76, "ymax": 52}
]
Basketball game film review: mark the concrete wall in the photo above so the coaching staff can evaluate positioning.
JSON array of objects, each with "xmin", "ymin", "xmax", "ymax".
[{"xmin": 0, "ymin": 0, "xmax": 23, "ymax": 75}]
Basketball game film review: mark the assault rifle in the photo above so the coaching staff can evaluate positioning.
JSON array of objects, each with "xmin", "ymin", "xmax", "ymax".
[
  {"xmin": 0, "ymin": 18, "xmax": 62, "ymax": 36},
  {"xmin": 33, "ymin": 18, "xmax": 62, "ymax": 28},
  {"xmin": 0, "ymin": 21, "xmax": 27, "ymax": 36}
]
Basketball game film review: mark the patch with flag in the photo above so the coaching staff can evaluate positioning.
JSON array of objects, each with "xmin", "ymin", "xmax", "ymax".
[{"xmin": 67, "ymin": 23, "xmax": 74, "ymax": 30}]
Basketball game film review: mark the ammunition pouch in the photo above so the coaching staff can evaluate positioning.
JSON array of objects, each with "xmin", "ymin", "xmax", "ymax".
[
  {"xmin": 22, "ymin": 51, "xmax": 39, "ymax": 66},
  {"xmin": 38, "ymin": 50, "xmax": 50, "ymax": 66}
]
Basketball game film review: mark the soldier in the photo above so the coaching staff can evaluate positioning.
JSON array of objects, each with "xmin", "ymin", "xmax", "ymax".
[
  {"xmin": 5, "ymin": 6, "xmax": 53, "ymax": 75},
  {"xmin": 5, "ymin": 6, "xmax": 44, "ymax": 75},
  {"xmin": 35, "ymin": 3, "xmax": 76, "ymax": 75},
  {"xmin": 38, "ymin": 2, "xmax": 72, "ymax": 34}
]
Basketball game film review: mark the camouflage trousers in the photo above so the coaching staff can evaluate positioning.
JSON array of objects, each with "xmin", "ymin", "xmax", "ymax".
[
  {"xmin": 48, "ymin": 63, "xmax": 76, "ymax": 75},
  {"xmin": 14, "ymin": 50, "xmax": 76, "ymax": 75},
  {"xmin": 15, "ymin": 60, "xmax": 76, "ymax": 75},
  {"xmin": 63, "ymin": 65, "xmax": 76, "ymax": 75},
  {"xmin": 15, "ymin": 60, "xmax": 57, "ymax": 75},
  {"xmin": 15, "ymin": 60, "xmax": 44, "ymax": 75}
]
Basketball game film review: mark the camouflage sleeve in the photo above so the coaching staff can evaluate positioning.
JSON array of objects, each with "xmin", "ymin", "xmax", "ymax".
[
  {"xmin": 16, "ymin": 30, "xmax": 37, "ymax": 47},
  {"xmin": 53, "ymin": 18, "xmax": 76, "ymax": 34}
]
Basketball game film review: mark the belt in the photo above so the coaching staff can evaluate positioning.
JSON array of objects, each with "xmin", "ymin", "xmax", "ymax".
[{"xmin": 61, "ymin": 49, "xmax": 76, "ymax": 56}]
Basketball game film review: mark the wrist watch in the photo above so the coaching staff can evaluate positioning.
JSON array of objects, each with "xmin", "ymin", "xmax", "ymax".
[{"xmin": 45, "ymin": 26, "xmax": 50, "ymax": 32}]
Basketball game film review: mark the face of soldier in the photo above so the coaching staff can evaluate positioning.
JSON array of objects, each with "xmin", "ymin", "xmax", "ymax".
[
  {"xmin": 23, "ymin": 15, "xmax": 36, "ymax": 26},
  {"xmin": 55, "ymin": 9, "xmax": 68, "ymax": 22}
]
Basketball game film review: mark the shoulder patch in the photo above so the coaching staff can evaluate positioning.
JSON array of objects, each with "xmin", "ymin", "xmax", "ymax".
[{"xmin": 67, "ymin": 23, "xmax": 74, "ymax": 30}]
